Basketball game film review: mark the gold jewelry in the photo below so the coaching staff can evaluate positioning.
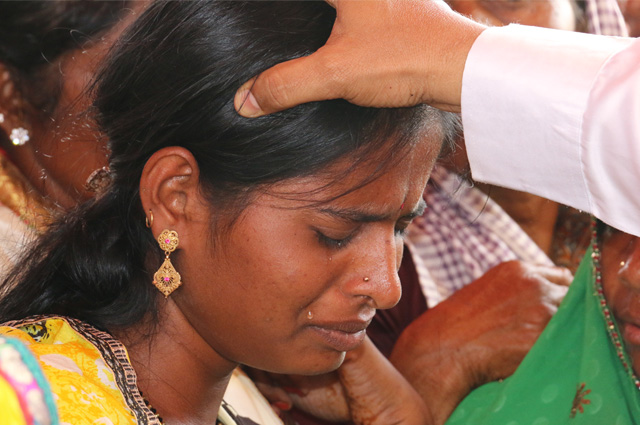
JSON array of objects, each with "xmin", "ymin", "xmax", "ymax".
[
  {"xmin": 621, "ymin": 261, "xmax": 626, "ymax": 267},
  {"xmin": 363, "ymin": 277, "xmax": 370, "ymax": 282},
  {"xmin": 307, "ymin": 311, "xmax": 313, "ymax": 320},
  {"xmin": 152, "ymin": 229, "xmax": 182, "ymax": 298},
  {"xmin": 145, "ymin": 210, "xmax": 154, "ymax": 228}
]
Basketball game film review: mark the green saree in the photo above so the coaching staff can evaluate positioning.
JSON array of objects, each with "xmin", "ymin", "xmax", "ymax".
[{"xmin": 446, "ymin": 244, "xmax": 640, "ymax": 424}]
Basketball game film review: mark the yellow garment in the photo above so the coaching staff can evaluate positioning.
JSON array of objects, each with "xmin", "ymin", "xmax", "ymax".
[
  {"xmin": 0, "ymin": 152, "xmax": 55, "ymax": 279},
  {"xmin": 0, "ymin": 152, "xmax": 54, "ymax": 233},
  {"xmin": 0, "ymin": 316, "xmax": 247, "ymax": 425},
  {"xmin": 1, "ymin": 317, "xmax": 157, "ymax": 425},
  {"xmin": 0, "ymin": 374, "xmax": 28, "ymax": 425}
]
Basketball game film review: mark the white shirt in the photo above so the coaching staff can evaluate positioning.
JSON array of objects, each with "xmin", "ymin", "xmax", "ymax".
[{"xmin": 461, "ymin": 25, "xmax": 640, "ymax": 237}]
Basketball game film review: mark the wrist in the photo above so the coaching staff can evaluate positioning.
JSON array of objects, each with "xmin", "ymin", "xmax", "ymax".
[{"xmin": 389, "ymin": 310, "xmax": 478, "ymax": 424}]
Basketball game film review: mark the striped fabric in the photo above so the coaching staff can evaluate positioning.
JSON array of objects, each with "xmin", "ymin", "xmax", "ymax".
[
  {"xmin": 586, "ymin": 0, "xmax": 629, "ymax": 36},
  {"xmin": 406, "ymin": 166, "xmax": 553, "ymax": 308}
]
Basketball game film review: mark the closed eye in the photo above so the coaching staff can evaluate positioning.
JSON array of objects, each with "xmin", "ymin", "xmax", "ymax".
[{"xmin": 315, "ymin": 230, "xmax": 356, "ymax": 249}]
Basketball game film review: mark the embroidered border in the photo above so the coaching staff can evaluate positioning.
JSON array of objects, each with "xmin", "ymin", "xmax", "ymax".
[{"xmin": 4, "ymin": 315, "xmax": 161, "ymax": 425}]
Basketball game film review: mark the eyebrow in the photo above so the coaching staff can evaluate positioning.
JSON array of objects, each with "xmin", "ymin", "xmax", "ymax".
[{"xmin": 317, "ymin": 199, "xmax": 427, "ymax": 223}]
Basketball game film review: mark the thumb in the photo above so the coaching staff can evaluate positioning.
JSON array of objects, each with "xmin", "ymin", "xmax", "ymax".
[{"xmin": 234, "ymin": 51, "xmax": 336, "ymax": 118}]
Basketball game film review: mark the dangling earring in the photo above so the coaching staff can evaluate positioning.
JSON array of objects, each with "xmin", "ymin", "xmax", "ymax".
[
  {"xmin": 9, "ymin": 127, "xmax": 29, "ymax": 146},
  {"xmin": 152, "ymin": 229, "xmax": 182, "ymax": 298}
]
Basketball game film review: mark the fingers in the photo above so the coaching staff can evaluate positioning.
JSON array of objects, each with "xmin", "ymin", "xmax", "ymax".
[
  {"xmin": 234, "ymin": 53, "xmax": 336, "ymax": 118},
  {"xmin": 530, "ymin": 264, "xmax": 573, "ymax": 287}
]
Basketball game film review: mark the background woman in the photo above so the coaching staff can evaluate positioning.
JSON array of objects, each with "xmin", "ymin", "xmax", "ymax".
[
  {"xmin": 0, "ymin": 1, "xmax": 142, "ymax": 271},
  {"xmin": 444, "ymin": 219, "xmax": 640, "ymax": 424},
  {"xmin": 0, "ymin": 2, "xmax": 455, "ymax": 424}
]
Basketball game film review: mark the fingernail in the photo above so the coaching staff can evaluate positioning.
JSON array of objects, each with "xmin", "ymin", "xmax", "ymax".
[
  {"xmin": 234, "ymin": 88, "xmax": 263, "ymax": 118},
  {"xmin": 273, "ymin": 401, "xmax": 292, "ymax": 411}
]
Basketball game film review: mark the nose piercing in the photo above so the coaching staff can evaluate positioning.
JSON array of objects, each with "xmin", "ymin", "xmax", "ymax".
[
  {"xmin": 620, "ymin": 261, "xmax": 626, "ymax": 267},
  {"xmin": 307, "ymin": 311, "xmax": 313, "ymax": 320},
  {"xmin": 363, "ymin": 277, "xmax": 369, "ymax": 282}
]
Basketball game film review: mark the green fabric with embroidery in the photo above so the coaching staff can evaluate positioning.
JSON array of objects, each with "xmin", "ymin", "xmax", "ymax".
[{"xmin": 446, "ymin": 248, "xmax": 640, "ymax": 424}]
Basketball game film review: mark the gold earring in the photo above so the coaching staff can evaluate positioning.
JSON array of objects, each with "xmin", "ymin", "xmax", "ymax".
[
  {"xmin": 152, "ymin": 229, "xmax": 182, "ymax": 298},
  {"xmin": 145, "ymin": 210, "xmax": 154, "ymax": 228}
]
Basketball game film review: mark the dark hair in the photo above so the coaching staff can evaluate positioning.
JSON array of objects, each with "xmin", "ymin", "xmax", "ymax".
[
  {"xmin": 0, "ymin": 1, "xmax": 454, "ymax": 330},
  {"xmin": 0, "ymin": 0, "xmax": 130, "ymax": 112}
]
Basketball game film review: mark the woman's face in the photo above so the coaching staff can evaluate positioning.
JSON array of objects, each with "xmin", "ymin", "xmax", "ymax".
[
  {"xmin": 447, "ymin": 0, "xmax": 576, "ymax": 30},
  {"xmin": 601, "ymin": 227, "xmax": 640, "ymax": 376},
  {"xmin": 175, "ymin": 134, "xmax": 440, "ymax": 375}
]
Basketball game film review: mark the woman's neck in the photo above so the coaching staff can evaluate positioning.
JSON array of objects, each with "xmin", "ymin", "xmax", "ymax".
[{"xmin": 114, "ymin": 300, "xmax": 237, "ymax": 425}]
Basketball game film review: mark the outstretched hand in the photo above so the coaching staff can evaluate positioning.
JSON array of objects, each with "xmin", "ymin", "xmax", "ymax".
[{"xmin": 234, "ymin": 0, "xmax": 486, "ymax": 117}]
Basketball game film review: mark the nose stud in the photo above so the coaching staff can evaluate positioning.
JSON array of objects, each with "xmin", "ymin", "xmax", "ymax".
[
  {"xmin": 363, "ymin": 277, "xmax": 370, "ymax": 282},
  {"xmin": 620, "ymin": 261, "xmax": 626, "ymax": 268},
  {"xmin": 307, "ymin": 311, "xmax": 313, "ymax": 320}
]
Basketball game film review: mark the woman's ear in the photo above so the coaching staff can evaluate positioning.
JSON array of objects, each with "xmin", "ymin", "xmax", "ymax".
[
  {"xmin": 139, "ymin": 146, "xmax": 205, "ymax": 238},
  {"xmin": 0, "ymin": 64, "xmax": 30, "ymax": 145}
]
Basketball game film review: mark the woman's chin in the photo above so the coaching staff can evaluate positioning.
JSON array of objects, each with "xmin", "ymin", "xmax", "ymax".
[
  {"xmin": 269, "ymin": 351, "xmax": 347, "ymax": 376},
  {"xmin": 308, "ymin": 351, "xmax": 347, "ymax": 375}
]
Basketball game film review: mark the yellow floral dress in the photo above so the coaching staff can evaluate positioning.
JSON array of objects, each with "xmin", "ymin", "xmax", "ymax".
[
  {"xmin": 0, "ymin": 316, "xmax": 251, "ymax": 425},
  {"xmin": 1, "ymin": 316, "xmax": 159, "ymax": 425}
]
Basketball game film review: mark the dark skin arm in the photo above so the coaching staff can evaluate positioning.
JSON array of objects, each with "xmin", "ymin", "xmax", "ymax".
[{"xmin": 390, "ymin": 261, "xmax": 572, "ymax": 425}]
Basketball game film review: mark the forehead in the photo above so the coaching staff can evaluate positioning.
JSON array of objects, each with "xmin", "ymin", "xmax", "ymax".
[{"xmin": 263, "ymin": 130, "xmax": 442, "ymax": 210}]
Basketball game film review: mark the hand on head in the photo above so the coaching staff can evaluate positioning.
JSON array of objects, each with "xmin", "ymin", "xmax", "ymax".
[{"xmin": 234, "ymin": 0, "xmax": 486, "ymax": 117}]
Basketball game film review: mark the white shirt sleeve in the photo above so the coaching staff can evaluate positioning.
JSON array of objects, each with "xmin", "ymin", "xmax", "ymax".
[{"xmin": 461, "ymin": 24, "xmax": 640, "ymax": 236}]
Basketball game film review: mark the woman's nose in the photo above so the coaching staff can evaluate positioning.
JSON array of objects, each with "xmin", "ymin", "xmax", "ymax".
[
  {"xmin": 348, "ymin": 234, "xmax": 403, "ymax": 310},
  {"xmin": 619, "ymin": 239, "xmax": 640, "ymax": 290}
]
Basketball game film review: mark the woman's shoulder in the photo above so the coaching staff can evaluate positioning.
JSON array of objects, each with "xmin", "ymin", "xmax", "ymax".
[{"xmin": 0, "ymin": 315, "xmax": 158, "ymax": 425}]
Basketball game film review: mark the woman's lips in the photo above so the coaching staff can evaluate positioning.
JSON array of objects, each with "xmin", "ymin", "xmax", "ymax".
[{"xmin": 309, "ymin": 320, "xmax": 371, "ymax": 352}]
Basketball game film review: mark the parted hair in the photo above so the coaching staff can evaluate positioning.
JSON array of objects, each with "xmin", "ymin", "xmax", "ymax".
[{"xmin": 0, "ymin": 1, "xmax": 456, "ymax": 330}]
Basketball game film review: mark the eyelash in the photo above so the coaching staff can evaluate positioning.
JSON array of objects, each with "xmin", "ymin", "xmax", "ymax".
[
  {"xmin": 316, "ymin": 231, "xmax": 355, "ymax": 249},
  {"xmin": 316, "ymin": 226, "xmax": 410, "ymax": 250}
]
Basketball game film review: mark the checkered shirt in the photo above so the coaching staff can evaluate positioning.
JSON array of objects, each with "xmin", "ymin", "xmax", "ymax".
[
  {"xmin": 406, "ymin": 166, "xmax": 553, "ymax": 308},
  {"xmin": 586, "ymin": 0, "xmax": 628, "ymax": 36}
]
